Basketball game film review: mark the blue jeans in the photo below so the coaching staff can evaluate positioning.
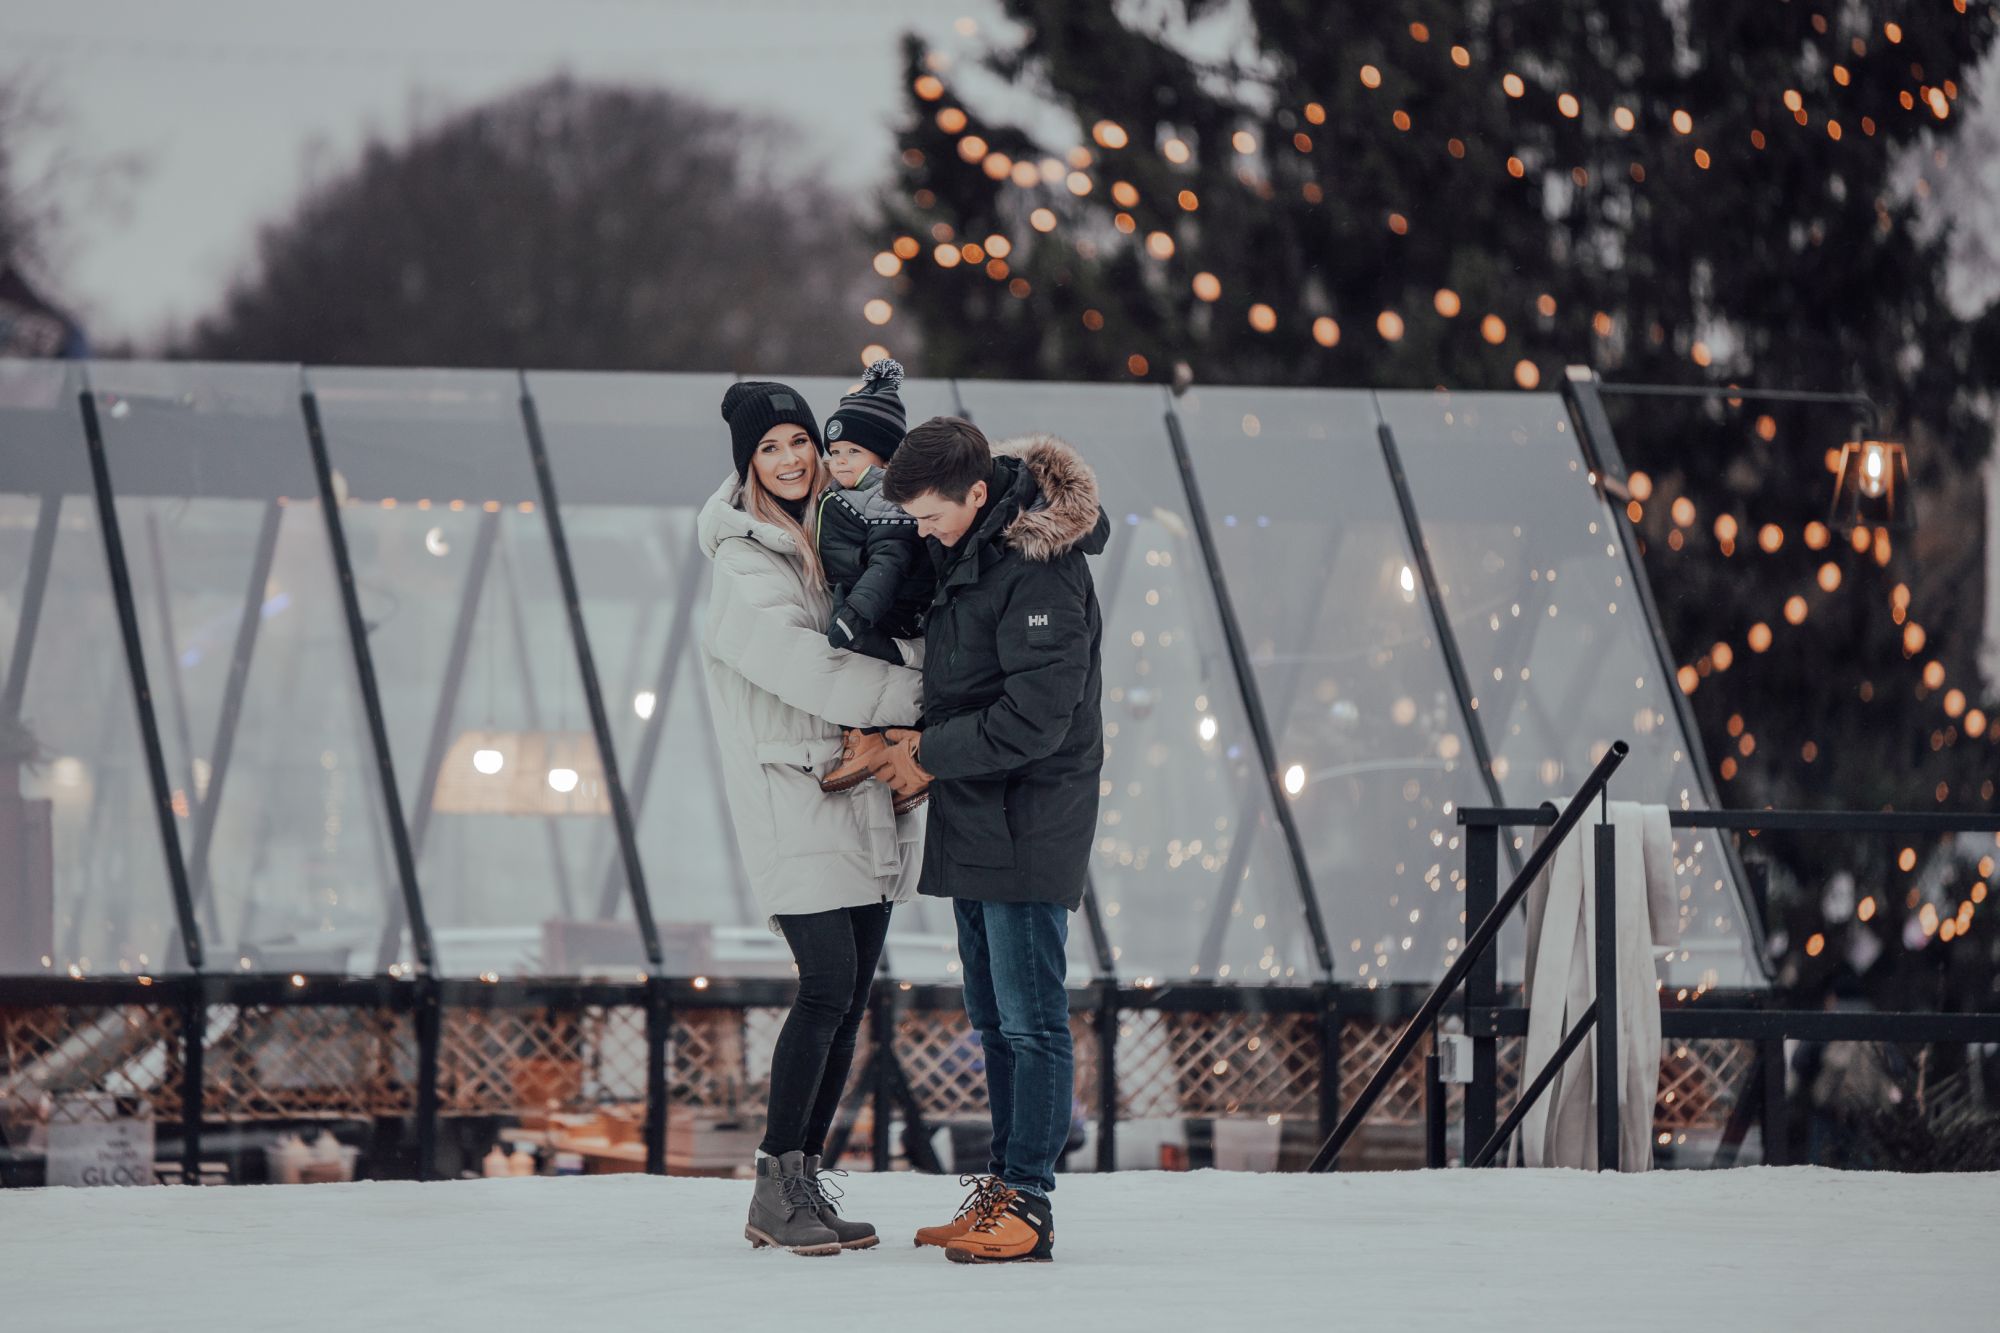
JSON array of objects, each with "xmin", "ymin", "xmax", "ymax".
[{"xmin": 954, "ymin": 899, "xmax": 1073, "ymax": 1197}]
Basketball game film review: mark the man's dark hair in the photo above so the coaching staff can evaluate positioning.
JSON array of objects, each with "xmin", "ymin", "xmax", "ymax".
[{"xmin": 882, "ymin": 415, "xmax": 991, "ymax": 504}]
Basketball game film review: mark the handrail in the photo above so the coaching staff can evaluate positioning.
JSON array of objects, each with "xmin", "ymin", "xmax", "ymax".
[
  {"xmin": 1467, "ymin": 998, "xmax": 1601, "ymax": 1167},
  {"xmin": 1461, "ymin": 806, "xmax": 2000, "ymax": 834},
  {"xmin": 1306, "ymin": 740, "xmax": 1629, "ymax": 1172}
]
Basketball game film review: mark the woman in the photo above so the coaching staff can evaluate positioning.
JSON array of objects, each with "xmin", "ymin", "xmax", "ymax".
[{"xmin": 699, "ymin": 379, "xmax": 925, "ymax": 1256}]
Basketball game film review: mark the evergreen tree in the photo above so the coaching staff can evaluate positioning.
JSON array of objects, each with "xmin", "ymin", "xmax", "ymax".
[{"xmin": 873, "ymin": 2, "xmax": 2000, "ymax": 1005}]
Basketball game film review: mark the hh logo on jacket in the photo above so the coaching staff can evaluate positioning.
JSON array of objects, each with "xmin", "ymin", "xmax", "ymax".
[{"xmin": 1026, "ymin": 610, "xmax": 1054, "ymax": 644}]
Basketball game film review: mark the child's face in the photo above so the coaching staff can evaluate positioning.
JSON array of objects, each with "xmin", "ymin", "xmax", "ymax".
[{"xmin": 826, "ymin": 441, "xmax": 886, "ymax": 489}]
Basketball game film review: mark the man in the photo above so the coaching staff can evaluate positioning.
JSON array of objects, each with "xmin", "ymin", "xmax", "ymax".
[{"xmin": 876, "ymin": 416, "xmax": 1107, "ymax": 1264}]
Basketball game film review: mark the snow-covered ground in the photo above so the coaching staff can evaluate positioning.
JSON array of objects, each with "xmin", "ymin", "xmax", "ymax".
[{"xmin": 6, "ymin": 1168, "xmax": 1994, "ymax": 1332}]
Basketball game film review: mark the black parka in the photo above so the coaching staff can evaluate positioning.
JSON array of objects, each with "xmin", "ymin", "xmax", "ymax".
[{"xmin": 916, "ymin": 434, "xmax": 1109, "ymax": 910}]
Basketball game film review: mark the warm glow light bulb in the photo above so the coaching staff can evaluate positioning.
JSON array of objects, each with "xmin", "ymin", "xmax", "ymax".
[
  {"xmin": 548, "ymin": 767, "xmax": 580, "ymax": 794},
  {"xmin": 472, "ymin": 749, "xmax": 505, "ymax": 775},
  {"xmin": 633, "ymin": 691, "xmax": 657, "ymax": 720}
]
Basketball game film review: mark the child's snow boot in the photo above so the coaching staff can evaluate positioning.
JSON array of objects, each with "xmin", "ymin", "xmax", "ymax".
[
  {"xmin": 745, "ymin": 1151, "xmax": 842, "ymax": 1256},
  {"xmin": 914, "ymin": 1174, "xmax": 1006, "ymax": 1248},
  {"xmin": 943, "ymin": 1186, "xmax": 1054, "ymax": 1264},
  {"xmin": 802, "ymin": 1154, "xmax": 878, "ymax": 1250},
  {"xmin": 819, "ymin": 728, "xmax": 887, "ymax": 794}
]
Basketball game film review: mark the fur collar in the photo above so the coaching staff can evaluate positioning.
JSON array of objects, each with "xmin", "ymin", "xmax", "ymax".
[{"xmin": 992, "ymin": 433, "xmax": 1103, "ymax": 562}]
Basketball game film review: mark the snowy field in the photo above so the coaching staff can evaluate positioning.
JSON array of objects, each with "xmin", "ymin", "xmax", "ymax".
[{"xmin": 6, "ymin": 1168, "xmax": 1995, "ymax": 1332}]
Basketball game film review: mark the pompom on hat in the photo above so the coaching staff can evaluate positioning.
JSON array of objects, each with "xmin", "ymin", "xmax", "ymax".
[{"xmin": 823, "ymin": 358, "xmax": 908, "ymax": 463}]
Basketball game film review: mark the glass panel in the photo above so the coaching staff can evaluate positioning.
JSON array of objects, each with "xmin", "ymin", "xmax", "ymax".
[
  {"xmin": 529, "ymin": 371, "xmax": 962, "ymax": 979},
  {"xmin": 1176, "ymin": 386, "xmax": 1486, "ymax": 987},
  {"xmin": 308, "ymin": 367, "xmax": 621, "ymax": 977},
  {"xmin": 87, "ymin": 361, "xmax": 398, "ymax": 976},
  {"xmin": 0, "ymin": 361, "xmax": 184, "ymax": 975},
  {"xmin": 1380, "ymin": 390, "xmax": 1761, "ymax": 988},
  {"xmin": 956, "ymin": 379, "xmax": 1314, "ymax": 986}
]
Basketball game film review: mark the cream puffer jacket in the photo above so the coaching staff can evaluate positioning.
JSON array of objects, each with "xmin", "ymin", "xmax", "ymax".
[{"xmin": 697, "ymin": 474, "xmax": 925, "ymax": 929}]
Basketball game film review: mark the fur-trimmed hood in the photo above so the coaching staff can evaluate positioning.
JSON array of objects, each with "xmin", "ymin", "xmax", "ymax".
[{"xmin": 990, "ymin": 433, "xmax": 1108, "ymax": 562}]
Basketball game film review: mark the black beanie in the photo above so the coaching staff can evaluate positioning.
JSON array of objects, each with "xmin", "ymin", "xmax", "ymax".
[
  {"xmin": 824, "ymin": 359, "xmax": 908, "ymax": 462},
  {"xmin": 721, "ymin": 380, "xmax": 821, "ymax": 481}
]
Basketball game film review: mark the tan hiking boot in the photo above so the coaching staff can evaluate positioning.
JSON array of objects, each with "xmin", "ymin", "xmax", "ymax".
[
  {"xmin": 819, "ymin": 729, "xmax": 887, "ymax": 794},
  {"xmin": 944, "ymin": 1187, "xmax": 1054, "ymax": 1264},
  {"xmin": 914, "ymin": 1174, "xmax": 1005, "ymax": 1248}
]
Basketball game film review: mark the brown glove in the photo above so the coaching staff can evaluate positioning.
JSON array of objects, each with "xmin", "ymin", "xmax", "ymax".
[{"xmin": 872, "ymin": 728, "xmax": 933, "ymax": 792}]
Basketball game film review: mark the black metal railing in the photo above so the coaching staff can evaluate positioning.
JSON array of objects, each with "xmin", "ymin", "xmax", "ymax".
[
  {"xmin": 1306, "ymin": 740, "xmax": 1632, "ymax": 1172},
  {"xmin": 1450, "ymin": 800, "xmax": 2000, "ymax": 1171}
]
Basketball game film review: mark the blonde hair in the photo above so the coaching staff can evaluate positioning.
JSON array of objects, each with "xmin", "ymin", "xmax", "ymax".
[{"xmin": 742, "ymin": 451, "xmax": 828, "ymax": 589}]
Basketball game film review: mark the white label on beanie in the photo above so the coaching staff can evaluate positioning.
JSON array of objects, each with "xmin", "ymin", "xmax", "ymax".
[{"xmin": 827, "ymin": 419, "xmax": 844, "ymax": 440}]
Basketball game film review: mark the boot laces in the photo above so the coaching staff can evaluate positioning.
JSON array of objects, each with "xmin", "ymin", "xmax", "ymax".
[
  {"xmin": 952, "ymin": 1174, "xmax": 1008, "ymax": 1226},
  {"xmin": 779, "ymin": 1170, "xmax": 823, "ymax": 1218},
  {"xmin": 807, "ymin": 1164, "xmax": 849, "ymax": 1214},
  {"xmin": 964, "ymin": 1186, "xmax": 1020, "ymax": 1235}
]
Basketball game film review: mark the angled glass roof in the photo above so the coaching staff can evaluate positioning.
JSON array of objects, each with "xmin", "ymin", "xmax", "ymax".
[{"xmin": 0, "ymin": 360, "xmax": 1766, "ymax": 988}]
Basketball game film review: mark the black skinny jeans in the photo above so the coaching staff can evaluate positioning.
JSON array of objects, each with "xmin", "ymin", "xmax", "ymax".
[{"xmin": 759, "ymin": 902, "xmax": 891, "ymax": 1158}]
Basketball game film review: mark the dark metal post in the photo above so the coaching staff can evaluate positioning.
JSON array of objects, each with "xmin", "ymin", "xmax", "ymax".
[
  {"xmin": 870, "ymin": 990, "xmax": 895, "ymax": 1173},
  {"xmin": 300, "ymin": 385, "xmax": 434, "ymax": 974},
  {"xmin": 1462, "ymin": 822, "xmax": 1500, "ymax": 1164},
  {"xmin": 1080, "ymin": 879, "xmax": 1116, "ymax": 979},
  {"xmin": 1561, "ymin": 373, "xmax": 1770, "ymax": 969},
  {"xmin": 1095, "ymin": 979, "xmax": 1118, "ymax": 1172},
  {"xmin": 1759, "ymin": 1037, "xmax": 1787, "ymax": 1166},
  {"xmin": 1371, "ymin": 408, "xmax": 1514, "ymax": 839},
  {"xmin": 77, "ymin": 387, "xmax": 204, "ymax": 971},
  {"xmin": 1161, "ymin": 408, "xmax": 1334, "ymax": 976},
  {"xmin": 1316, "ymin": 986, "xmax": 1342, "ymax": 1149},
  {"xmin": 415, "ymin": 977, "xmax": 442, "ymax": 1180},
  {"xmin": 645, "ymin": 975, "xmax": 670, "ymax": 1176},
  {"xmin": 179, "ymin": 979, "xmax": 204, "ymax": 1182},
  {"xmin": 1424, "ymin": 1051, "xmax": 1447, "ymax": 1168},
  {"xmin": 517, "ymin": 378, "xmax": 661, "ymax": 965},
  {"xmin": 1593, "ymin": 821, "xmax": 1620, "ymax": 1171},
  {"xmin": 1, "ymin": 494, "xmax": 62, "ymax": 724}
]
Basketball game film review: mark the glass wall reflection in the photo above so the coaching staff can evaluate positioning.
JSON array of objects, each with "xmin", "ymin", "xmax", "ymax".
[
  {"xmin": 0, "ymin": 361, "xmax": 185, "ymax": 975},
  {"xmin": 1175, "ymin": 386, "xmax": 1490, "ymax": 986},
  {"xmin": 959, "ymin": 379, "xmax": 1314, "ymax": 986},
  {"xmin": 0, "ymin": 359, "xmax": 1769, "ymax": 991},
  {"xmin": 1381, "ymin": 390, "xmax": 1759, "ymax": 987},
  {"xmin": 90, "ymin": 361, "xmax": 397, "ymax": 975},
  {"xmin": 307, "ymin": 367, "xmax": 622, "ymax": 976}
]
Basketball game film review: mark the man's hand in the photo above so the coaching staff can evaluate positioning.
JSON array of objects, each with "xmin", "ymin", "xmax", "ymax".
[{"xmin": 874, "ymin": 727, "xmax": 933, "ymax": 790}]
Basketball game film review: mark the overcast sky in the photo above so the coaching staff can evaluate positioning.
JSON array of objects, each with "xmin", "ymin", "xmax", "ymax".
[
  {"xmin": 6, "ymin": 0, "xmax": 1014, "ymax": 341},
  {"xmin": 9, "ymin": 2, "xmax": 1999, "ymax": 343}
]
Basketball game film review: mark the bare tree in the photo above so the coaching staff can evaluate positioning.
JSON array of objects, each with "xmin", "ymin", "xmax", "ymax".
[{"xmin": 184, "ymin": 76, "xmax": 877, "ymax": 373}]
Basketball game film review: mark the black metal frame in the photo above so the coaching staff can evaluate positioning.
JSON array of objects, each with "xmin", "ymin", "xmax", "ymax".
[
  {"xmin": 300, "ymin": 383, "xmax": 436, "ymax": 976},
  {"xmin": 1368, "ymin": 396, "xmax": 1515, "ymax": 843},
  {"xmin": 76, "ymin": 382, "xmax": 205, "ymax": 973},
  {"xmin": 517, "ymin": 376, "xmax": 660, "ymax": 966},
  {"xmin": 11, "ymin": 365, "xmax": 1994, "ymax": 1188},
  {"xmin": 1161, "ymin": 408, "xmax": 1335, "ymax": 977}
]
